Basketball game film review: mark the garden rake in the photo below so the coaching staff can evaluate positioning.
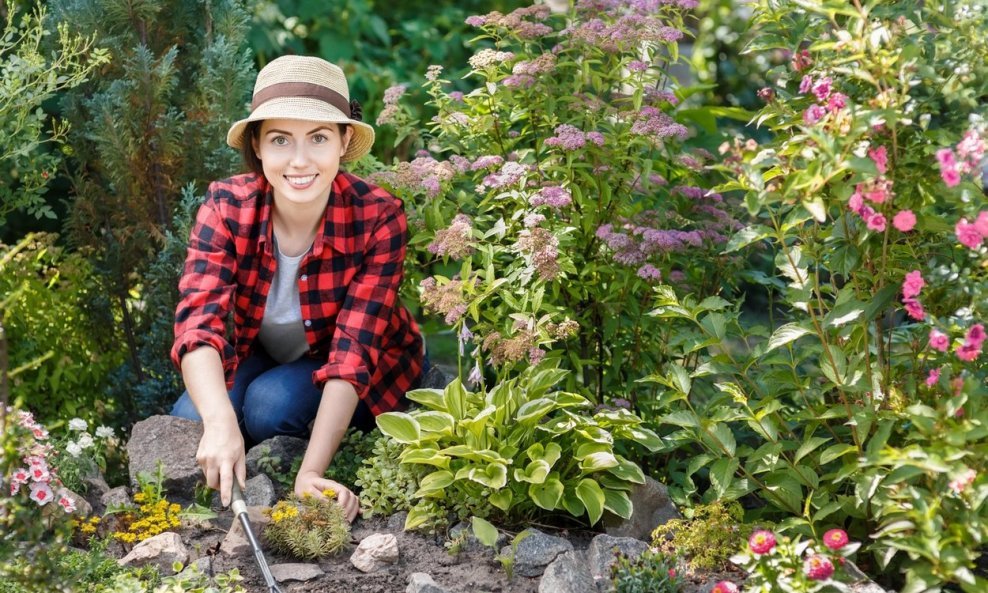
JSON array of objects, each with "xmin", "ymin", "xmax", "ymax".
[{"xmin": 231, "ymin": 481, "xmax": 284, "ymax": 593}]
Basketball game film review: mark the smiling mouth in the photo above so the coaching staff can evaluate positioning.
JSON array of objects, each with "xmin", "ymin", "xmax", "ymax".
[{"xmin": 286, "ymin": 174, "xmax": 317, "ymax": 188}]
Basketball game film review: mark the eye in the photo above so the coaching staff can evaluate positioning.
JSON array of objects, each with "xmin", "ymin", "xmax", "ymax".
[
  {"xmin": 271, "ymin": 135, "xmax": 289, "ymax": 146},
  {"xmin": 312, "ymin": 133, "xmax": 329, "ymax": 144}
]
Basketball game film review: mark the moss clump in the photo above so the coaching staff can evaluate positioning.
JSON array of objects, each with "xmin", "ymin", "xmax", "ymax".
[
  {"xmin": 262, "ymin": 493, "xmax": 350, "ymax": 560},
  {"xmin": 651, "ymin": 501, "xmax": 751, "ymax": 571}
]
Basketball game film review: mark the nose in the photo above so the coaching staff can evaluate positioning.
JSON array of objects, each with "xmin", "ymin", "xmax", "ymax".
[{"xmin": 290, "ymin": 143, "xmax": 310, "ymax": 168}]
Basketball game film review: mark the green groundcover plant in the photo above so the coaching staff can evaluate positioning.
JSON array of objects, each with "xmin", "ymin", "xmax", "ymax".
[{"xmin": 644, "ymin": 1, "xmax": 988, "ymax": 591}]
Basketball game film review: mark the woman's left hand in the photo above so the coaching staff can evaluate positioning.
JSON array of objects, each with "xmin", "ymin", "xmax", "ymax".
[{"xmin": 294, "ymin": 470, "xmax": 361, "ymax": 523}]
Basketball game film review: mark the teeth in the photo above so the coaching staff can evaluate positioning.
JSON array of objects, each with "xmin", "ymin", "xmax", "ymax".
[{"xmin": 287, "ymin": 174, "xmax": 316, "ymax": 186}]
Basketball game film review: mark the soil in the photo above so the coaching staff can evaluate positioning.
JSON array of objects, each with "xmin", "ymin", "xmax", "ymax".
[{"xmin": 182, "ymin": 513, "xmax": 743, "ymax": 593}]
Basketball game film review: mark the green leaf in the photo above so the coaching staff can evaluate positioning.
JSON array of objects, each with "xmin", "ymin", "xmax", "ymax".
[
  {"xmin": 820, "ymin": 443, "xmax": 858, "ymax": 465},
  {"xmin": 454, "ymin": 463, "xmax": 507, "ymax": 488},
  {"xmin": 489, "ymin": 489, "xmax": 512, "ymax": 511},
  {"xmin": 602, "ymin": 489, "xmax": 633, "ymax": 520},
  {"xmin": 580, "ymin": 451, "xmax": 619, "ymax": 472},
  {"xmin": 794, "ymin": 436, "xmax": 831, "ymax": 464},
  {"xmin": 514, "ymin": 460, "xmax": 551, "ymax": 484},
  {"xmin": 376, "ymin": 412, "xmax": 421, "ymax": 443},
  {"xmin": 529, "ymin": 477, "xmax": 564, "ymax": 510},
  {"xmin": 516, "ymin": 398, "xmax": 557, "ymax": 424},
  {"xmin": 443, "ymin": 379, "xmax": 469, "ymax": 421},
  {"xmin": 575, "ymin": 478, "xmax": 606, "ymax": 525},
  {"xmin": 607, "ymin": 455, "xmax": 646, "ymax": 484},
  {"xmin": 404, "ymin": 388, "xmax": 445, "ymax": 409},
  {"xmin": 414, "ymin": 470, "xmax": 454, "ymax": 496},
  {"xmin": 766, "ymin": 322, "xmax": 813, "ymax": 352},
  {"xmin": 723, "ymin": 225, "xmax": 773, "ymax": 253},
  {"xmin": 399, "ymin": 447, "xmax": 450, "ymax": 469},
  {"xmin": 663, "ymin": 410, "xmax": 700, "ymax": 428},
  {"xmin": 668, "ymin": 364, "xmax": 692, "ymax": 394},
  {"xmin": 415, "ymin": 411, "xmax": 455, "ymax": 435},
  {"xmin": 472, "ymin": 516, "xmax": 500, "ymax": 547},
  {"xmin": 709, "ymin": 457, "xmax": 739, "ymax": 497}
]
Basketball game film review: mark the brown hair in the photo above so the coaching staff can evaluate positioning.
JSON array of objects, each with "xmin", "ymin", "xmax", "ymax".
[{"xmin": 240, "ymin": 122, "xmax": 351, "ymax": 177}]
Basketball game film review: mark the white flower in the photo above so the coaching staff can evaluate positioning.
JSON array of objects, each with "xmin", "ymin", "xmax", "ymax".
[
  {"xmin": 68, "ymin": 418, "xmax": 88, "ymax": 432},
  {"xmin": 29, "ymin": 482, "xmax": 53, "ymax": 506},
  {"xmin": 65, "ymin": 441, "xmax": 83, "ymax": 457},
  {"xmin": 95, "ymin": 426, "xmax": 115, "ymax": 439},
  {"xmin": 77, "ymin": 433, "xmax": 95, "ymax": 449},
  {"xmin": 58, "ymin": 495, "xmax": 77, "ymax": 514}
]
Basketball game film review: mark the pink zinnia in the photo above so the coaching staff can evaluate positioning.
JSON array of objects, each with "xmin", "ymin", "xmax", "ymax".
[
  {"xmin": 866, "ymin": 212, "xmax": 887, "ymax": 232},
  {"xmin": 929, "ymin": 329, "xmax": 950, "ymax": 352},
  {"xmin": 955, "ymin": 219, "xmax": 984, "ymax": 249},
  {"xmin": 893, "ymin": 210, "xmax": 916, "ymax": 232},
  {"xmin": 926, "ymin": 368, "xmax": 941, "ymax": 386},
  {"xmin": 748, "ymin": 530, "xmax": 776, "ymax": 554},
  {"xmin": 823, "ymin": 529, "xmax": 850, "ymax": 550},
  {"xmin": 804, "ymin": 555, "xmax": 835, "ymax": 580},
  {"xmin": 904, "ymin": 298, "xmax": 925, "ymax": 321},
  {"xmin": 711, "ymin": 582, "xmax": 739, "ymax": 593},
  {"xmin": 869, "ymin": 145, "xmax": 889, "ymax": 174}
]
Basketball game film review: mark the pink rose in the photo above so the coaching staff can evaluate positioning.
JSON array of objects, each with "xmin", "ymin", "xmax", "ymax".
[
  {"xmin": 956, "ymin": 219, "xmax": 984, "ymax": 249},
  {"xmin": 926, "ymin": 368, "xmax": 941, "ymax": 386},
  {"xmin": 929, "ymin": 329, "xmax": 950, "ymax": 352},
  {"xmin": 901, "ymin": 270, "xmax": 925, "ymax": 299},
  {"xmin": 827, "ymin": 92, "xmax": 847, "ymax": 112},
  {"xmin": 942, "ymin": 167, "xmax": 961, "ymax": 187},
  {"xmin": 866, "ymin": 212, "xmax": 887, "ymax": 232},
  {"xmin": 893, "ymin": 210, "xmax": 916, "ymax": 232}
]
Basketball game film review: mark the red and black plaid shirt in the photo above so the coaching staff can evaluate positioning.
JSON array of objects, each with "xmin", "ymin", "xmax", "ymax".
[{"xmin": 171, "ymin": 172, "xmax": 423, "ymax": 415}]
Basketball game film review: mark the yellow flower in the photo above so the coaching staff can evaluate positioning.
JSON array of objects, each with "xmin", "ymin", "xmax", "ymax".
[
  {"xmin": 322, "ymin": 488, "xmax": 337, "ymax": 499},
  {"xmin": 133, "ymin": 492, "xmax": 146, "ymax": 503}
]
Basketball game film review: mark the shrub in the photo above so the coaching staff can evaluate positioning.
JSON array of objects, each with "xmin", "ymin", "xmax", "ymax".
[
  {"xmin": 610, "ymin": 548, "xmax": 684, "ymax": 593},
  {"xmin": 646, "ymin": 0, "xmax": 988, "ymax": 589},
  {"xmin": 376, "ymin": 360, "xmax": 661, "ymax": 531},
  {"xmin": 651, "ymin": 501, "xmax": 751, "ymax": 572},
  {"xmin": 374, "ymin": 0, "xmax": 749, "ymax": 406}
]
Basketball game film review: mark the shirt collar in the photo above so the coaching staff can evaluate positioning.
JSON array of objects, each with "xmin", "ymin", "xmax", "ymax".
[{"xmin": 256, "ymin": 173, "xmax": 352, "ymax": 257}]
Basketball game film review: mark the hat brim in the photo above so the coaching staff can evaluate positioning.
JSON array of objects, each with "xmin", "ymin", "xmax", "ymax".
[{"xmin": 227, "ymin": 97, "xmax": 375, "ymax": 163}]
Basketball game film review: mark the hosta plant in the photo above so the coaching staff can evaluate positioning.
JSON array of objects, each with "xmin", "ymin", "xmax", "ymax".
[{"xmin": 375, "ymin": 360, "xmax": 661, "ymax": 530}]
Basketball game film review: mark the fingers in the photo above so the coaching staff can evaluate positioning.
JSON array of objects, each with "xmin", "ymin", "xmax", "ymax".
[{"xmin": 295, "ymin": 476, "xmax": 361, "ymax": 523}]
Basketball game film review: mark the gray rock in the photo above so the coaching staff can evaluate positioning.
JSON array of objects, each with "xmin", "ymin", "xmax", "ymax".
[
  {"xmin": 407, "ymin": 572, "xmax": 451, "ymax": 593},
  {"xmin": 80, "ymin": 473, "xmax": 111, "ymax": 514},
  {"xmin": 212, "ymin": 474, "xmax": 278, "ymax": 508},
  {"xmin": 101, "ymin": 486, "xmax": 132, "ymax": 510},
  {"xmin": 387, "ymin": 511, "xmax": 409, "ymax": 532},
  {"xmin": 245, "ymin": 436, "xmax": 308, "ymax": 488},
  {"xmin": 219, "ymin": 506, "xmax": 271, "ymax": 557},
  {"xmin": 602, "ymin": 476, "xmax": 679, "ymax": 541},
  {"xmin": 270, "ymin": 563, "xmax": 325, "ymax": 583},
  {"xmin": 127, "ymin": 416, "xmax": 202, "ymax": 503},
  {"xmin": 500, "ymin": 528, "xmax": 573, "ymax": 578},
  {"xmin": 850, "ymin": 584, "xmax": 889, "ymax": 593},
  {"xmin": 539, "ymin": 550, "xmax": 595, "ymax": 593},
  {"xmin": 586, "ymin": 534, "xmax": 649, "ymax": 591},
  {"xmin": 117, "ymin": 532, "xmax": 189, "ymax": 575}
]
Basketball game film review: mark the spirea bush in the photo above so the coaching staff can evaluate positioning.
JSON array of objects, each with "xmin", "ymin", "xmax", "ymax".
[
  {"xmin": 645, "ymin": 1, "xmax": 988, "ymax": 590},
  {"xmin": 373, "ymin": 0, "xmax": 749, "ymax": 404}
]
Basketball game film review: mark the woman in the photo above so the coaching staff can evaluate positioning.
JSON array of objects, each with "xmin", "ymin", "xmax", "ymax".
[{"xmin": 170, "ymin": 56, "xmax": 425, "ymax": 522}]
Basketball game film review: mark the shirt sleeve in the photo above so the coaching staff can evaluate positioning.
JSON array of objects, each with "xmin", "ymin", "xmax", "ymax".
[
  {"xmin": 313, "ymin": 201, "xmax": 407, "ymax": 406},
  {"xmin": 170, "ymin": 188, "xmax": 238, "ymax": 386}
]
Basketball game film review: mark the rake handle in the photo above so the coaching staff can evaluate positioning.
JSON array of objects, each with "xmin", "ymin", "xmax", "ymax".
[{"xmin": 231, "ymin": 481, "xmax": 284, "ymax": 593}]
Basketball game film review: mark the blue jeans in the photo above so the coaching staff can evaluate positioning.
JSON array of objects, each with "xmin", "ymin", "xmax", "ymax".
[{"xmin": 170, "ymin": 347, "xmax": 429, "ymax": 447}]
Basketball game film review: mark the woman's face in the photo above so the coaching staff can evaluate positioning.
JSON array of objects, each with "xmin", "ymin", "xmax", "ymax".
[{"xmin": 252, "ymin": 118, "xmax": 352, "ymax": 208}]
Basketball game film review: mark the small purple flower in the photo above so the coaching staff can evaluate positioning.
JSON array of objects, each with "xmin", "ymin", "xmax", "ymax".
[
  {"xmin": 449, "ymin": 91, "xmax": 465, "ymax": 102},
  {"xmin": 586, "ymin": 131, "xmax": 605, "ymax": 147},
  {"xmin": 799, "ymin": 75, "xmax": 813, "ymax": 94},
  {"xmin": 465, "ymin": 15, "xmax": 486, "ymax": 27},
  {"xmin": 637, "ymin": 264, "xmax": 662, "ymax": 281},
  {"xmin": 628, "ymin": 60, "xmax": 648, "ymax": 72},
  {"xmin": 811, "ymin": 77, "xmax": 832, "ymax": 101},
  {"xmin": 803, "ymin": 104, "xmax": 827, "ymax": 125}
]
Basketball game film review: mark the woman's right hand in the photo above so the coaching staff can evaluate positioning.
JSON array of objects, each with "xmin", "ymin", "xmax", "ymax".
[{"xmin": 196, "ymin": 415, "xmax": 246, "ymax": 507}]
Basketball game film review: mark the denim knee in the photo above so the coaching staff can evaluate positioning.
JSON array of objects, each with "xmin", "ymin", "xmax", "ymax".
[{"xmin": 170, "ymin": 392, "xmax": 202, "ymax": 422}]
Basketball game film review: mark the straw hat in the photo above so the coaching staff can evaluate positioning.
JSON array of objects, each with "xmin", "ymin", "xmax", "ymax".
[{"xmin": 226, "ymin": 55, "xmax": 375, "ymax": 162}]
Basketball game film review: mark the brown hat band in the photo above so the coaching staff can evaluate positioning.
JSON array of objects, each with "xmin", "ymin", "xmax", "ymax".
[{"xmin": 251, "ymin": 82, "xmax": 352, "ymax": 117}]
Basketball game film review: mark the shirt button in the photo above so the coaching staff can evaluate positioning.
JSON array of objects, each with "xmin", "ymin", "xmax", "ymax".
[
  {"xmin": 300, "ymin": 274, "xmax": 308, "ymax": 281},
  {"xmin": 304, "ymin": 320, "xmax": 312, "ymax": 327}
]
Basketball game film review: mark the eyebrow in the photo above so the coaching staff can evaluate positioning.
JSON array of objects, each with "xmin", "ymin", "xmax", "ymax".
[{"xmin": 264, "ymin": 126, "xmax": 334, "ymax": 136}]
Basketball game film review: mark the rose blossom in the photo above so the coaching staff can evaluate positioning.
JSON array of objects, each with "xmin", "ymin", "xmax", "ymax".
[
  {"xmin": 929, "ymin": 329, "xmax": 950, "ymax": 352},
  {"xmin": 823, "ymin": 528, "xmax": 850, "ymax": 550},
  {"xmin": 893, "ymin": 210, "xmax": 916, "ymax": 232},
  {"xmin": 926, "ymin": 368, "xmax": 941, "ymax": 386},
  {"xmin": 866, "ymin": 212, "xmax": 886, "ymax": 232},
  {"xmin": 748, "ymin": 530, "xmax": 776, "ymax": 554},
  {"xmin": 955, "ymin": 218, "xmax": 984, "ymax": 249},
  {"xmin": 904, "ymin": 298, "xmax": 925, "ymax": 321}
]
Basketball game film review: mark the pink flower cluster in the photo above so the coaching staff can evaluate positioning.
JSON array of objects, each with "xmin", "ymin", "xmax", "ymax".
[
  {"xmin": 544, "ymin": 124, "xmax": 606, "ymax": 151},
  {"xmin": 371, "ymin": 155, "xmax": 456, "ymax": 199},
  {"xmin": 565, "ymin": 5, "xmax": 686, "ymax": 53},
  {"xmin": 900, "ymin": 270, "xmax": 926, "ymax": 321},
  {"xmin": 464, "ymin": 5, "xmax": 553, "ymax": 39},
  {"xmin": 5, "ymin": 409, "xmax": 75, "ymax": 513},
  {"xmin": 845, "ymin": 145, "xmax": 917, "ymax": 233},
  {"xmin": 530, "ymin": 185, "xmax": 573, "ymax": 209},
  {"xmin": 937, "ymin": 129, "xmax": 986, "ymax": 187},
  {"xmin": 516, "ymin": 227, "xmax": 560, "ymax": 281},
  {"xmin": 949, "ymin": 468, "xmax": 977, "ymax": 494},
  {"xmin": 428, "ymin": 214, "xmax": 475, "ymax": 260},
  {"xmin": 630, "ymin": 106, "xmax": 689, "ymax": 142},
  {"xmin": 798, "ymin": 74, "xmax": 848, "ymax": 125},
  {"xmin": 504, "ymin": 53, "xmax": 558, "ymax": 88},
  {"xmin": 954, "ymin": 211, "xmax": 988, "ymax": 250},
  {"xmin": 477, "ymin": 161, "xmax": 531, "ymax": 191}
]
